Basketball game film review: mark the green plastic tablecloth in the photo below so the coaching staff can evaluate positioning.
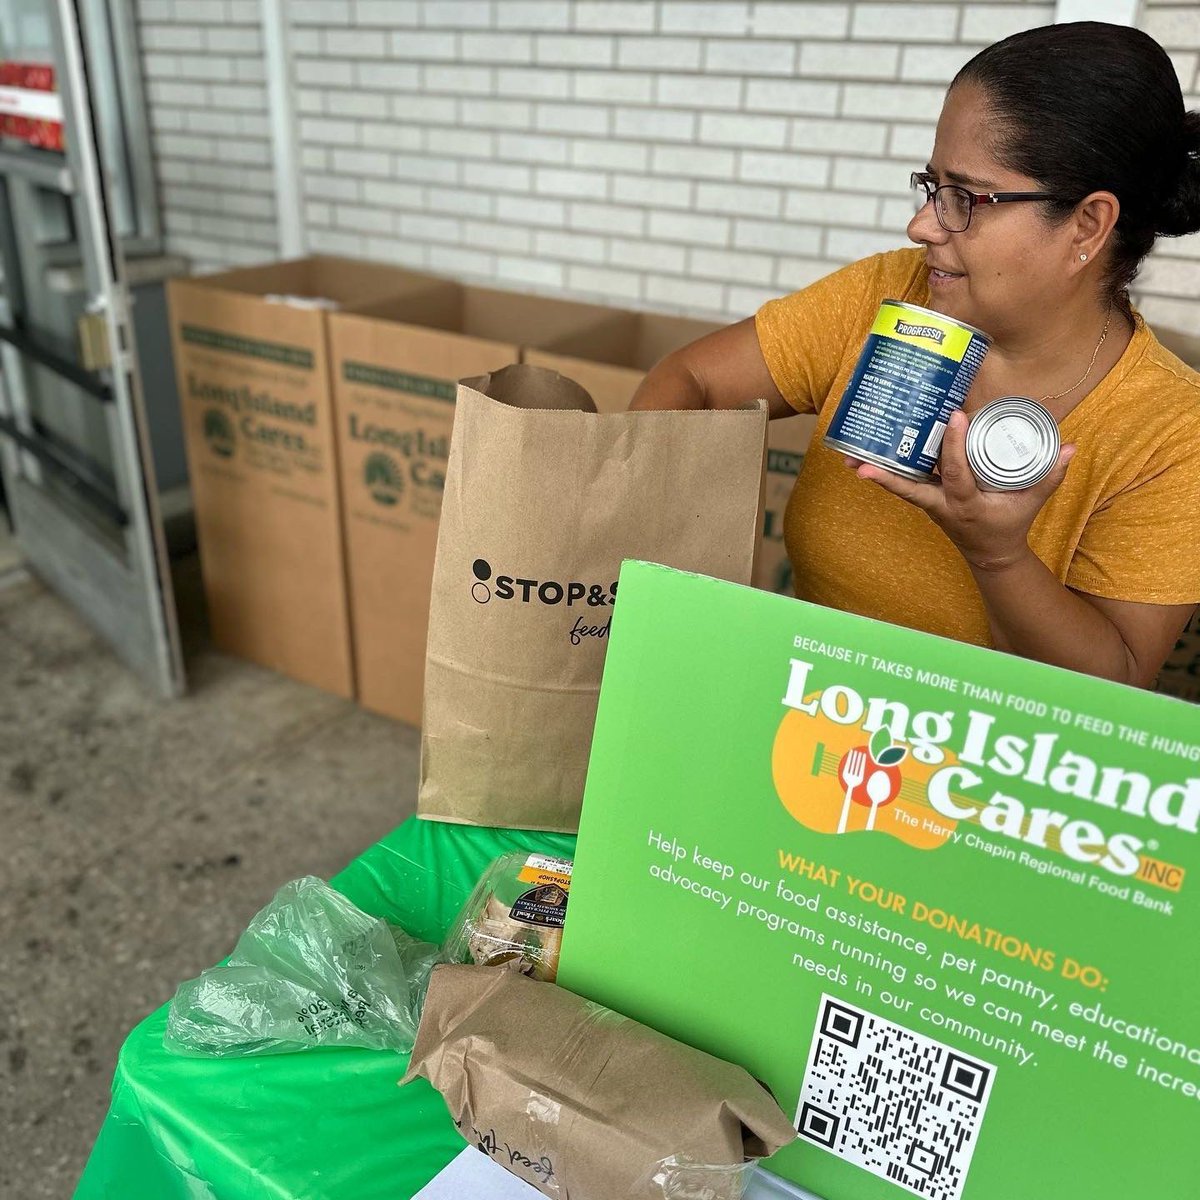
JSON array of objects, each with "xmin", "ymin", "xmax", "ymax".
[{"xmin": 74, "ymin": 817, "xmax": 576, "ymax": 1200}]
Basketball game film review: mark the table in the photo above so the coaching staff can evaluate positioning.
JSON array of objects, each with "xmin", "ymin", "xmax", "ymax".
[{"xmin": 73, "ymin": 818, "xmax": 576, "ymax": 1200}]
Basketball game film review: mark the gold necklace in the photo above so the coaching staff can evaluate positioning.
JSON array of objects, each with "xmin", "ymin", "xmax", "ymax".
[{"xmin": 1039, "ymin": 308, "xmax": 1112, "ymax": 404}]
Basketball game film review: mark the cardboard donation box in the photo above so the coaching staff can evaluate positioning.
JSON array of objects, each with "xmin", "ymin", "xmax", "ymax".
[
  {"xmin": 420, "ymin": 366, "xmax": 768, "ymax": 833},
  {"xmin": 1158, "ymin": 608, "xmax": 1200, "ymax": 703},
  {"xmin": 170, "ymin": 257, "xmax": 440, "ymax": 696},
  {"xmin": 560, "ymin": 561, "xmax": 1200, "ymax": 1200},
  {"xmin": 760, "ymin": 415, "xmax": 814, "ymax": 596},
  {"xmin": 328, "ymin": 286, "xmax": 626, "ymax": 727},
  {"xmin": 527, "ymin": 312, "xmax": 815, "ymax": 596}
]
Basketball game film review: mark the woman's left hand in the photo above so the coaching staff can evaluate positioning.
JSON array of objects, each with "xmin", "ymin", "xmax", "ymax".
[{"xmin": 846, "ymin": 409, "xmax": 1076, "ymax": 572}]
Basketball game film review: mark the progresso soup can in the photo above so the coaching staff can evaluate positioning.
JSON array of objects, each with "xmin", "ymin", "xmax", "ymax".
[
  {"xmin": 965, "ymin": 396, "xmax": 1061, "ymax": 491},
  {"xmin": 825, "ymin": 300, "xmax": 991, "ymax": 480}
]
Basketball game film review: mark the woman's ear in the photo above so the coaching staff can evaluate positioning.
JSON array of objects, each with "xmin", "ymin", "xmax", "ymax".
[{"xmin": 1073, "ymin": 191, "xmax": 1121, "ymax": 263}]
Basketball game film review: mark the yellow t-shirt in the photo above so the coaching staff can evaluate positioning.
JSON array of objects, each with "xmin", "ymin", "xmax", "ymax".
[{"xmin": 755, "ymin": 248, "xmax": 1200, "ymax": 647}]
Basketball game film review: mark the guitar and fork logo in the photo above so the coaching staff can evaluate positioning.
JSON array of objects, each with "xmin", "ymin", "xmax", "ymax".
[{"xmin": 835, "ymin": 729, "xmax": 908, "ymax": 835}]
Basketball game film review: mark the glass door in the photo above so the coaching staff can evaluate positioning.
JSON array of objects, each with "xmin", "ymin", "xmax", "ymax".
[{"xmin": 0, "ymin": 0, "xmax": 183, "ymax": 696}]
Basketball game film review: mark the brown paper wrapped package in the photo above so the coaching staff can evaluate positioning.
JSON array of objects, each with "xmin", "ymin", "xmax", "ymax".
[
  {"xmin": 419, "ymin": 363, "xmax": 767, "ymax": 832},
  {"xmin": 402, "ymin": 965, "xmax": 797, "ymax": 1199}
]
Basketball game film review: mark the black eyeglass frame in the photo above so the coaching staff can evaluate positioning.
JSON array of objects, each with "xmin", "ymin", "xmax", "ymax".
[{"xmin": 910, "ymin": 171, "xmax": 1062, "ymax": 232}]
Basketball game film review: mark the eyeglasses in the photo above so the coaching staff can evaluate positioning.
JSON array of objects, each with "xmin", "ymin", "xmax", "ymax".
[{"xmin": 910, "ymin": 171, "xmax": 1060, "ymax": 233}]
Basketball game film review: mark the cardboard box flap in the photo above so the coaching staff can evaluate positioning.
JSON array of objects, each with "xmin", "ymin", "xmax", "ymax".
[
  {"xmin": 179, "ymin": 255, "xmax": 439, "ymax": 309},
  {"xmin": 636, "ymin": 313, "xmax": 725, "ymax": 368},
  {"xmin": 532, "ymin": 310, "xmax": 641, "ymax": 368},
  {"xmin": 353, "ymin": 283, "xmax": 465, "ymax": 333},
  {"xmin": 352, "ymin": 283, "xmax": 628, "ymax": 351},
  {"xmin": 536, "ymin": 311, "xmax": 723, "ymax": 371},
  {"xmin": 463, "ymin": 287, "xmax": 626, "ymax": 350}
]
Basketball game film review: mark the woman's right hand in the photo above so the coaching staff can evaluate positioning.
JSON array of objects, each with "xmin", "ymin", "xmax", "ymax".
[{"xmin": 847, "ymin": 409, "xmax": 1077, "ymax": 572}]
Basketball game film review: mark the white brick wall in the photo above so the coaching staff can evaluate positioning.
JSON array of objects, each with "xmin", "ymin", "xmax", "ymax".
[
  {"xmin": 135, "ymin": 0, "xmax": 278, "ymax": 272},
  {"xmin": 1133, "ymin": 0, "xmax": 1200, "ymax": 336},
  {"xmin": 134, "ymin": 0, "xmax": 1200, "ymax": 333}
]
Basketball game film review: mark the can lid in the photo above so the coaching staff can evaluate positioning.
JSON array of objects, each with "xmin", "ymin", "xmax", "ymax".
[{"xmin": 965, "ymin": 397, "xmax": 1061, "ymax": 490}]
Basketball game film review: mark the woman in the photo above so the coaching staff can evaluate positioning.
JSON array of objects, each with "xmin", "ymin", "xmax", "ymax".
[{"xmin": 630, "ymin": 22, "xmax": 1200, "ymax": 688}]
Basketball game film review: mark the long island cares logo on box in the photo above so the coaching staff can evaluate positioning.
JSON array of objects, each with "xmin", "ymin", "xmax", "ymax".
[
  {"xmin": 772, "ymin": 656, "xmax": 1192, "ymax": 899},
  {"xmin": 347, "ymin": 414, "xmax": 448, "ymax": 505},
  {"xmin": 203, "ymin": 408, "xmax": 236, "ymax": 459},
  {"xmin": 362, "ymin": 452, "xmax": 405, "ymax": 506},
  {"xmin": 470, "ymin": 559, "xmax": 617, "ymax": 646},
  {"xmin": 189, "ymin": 374, "xmax": 315, "ymax": 454}
]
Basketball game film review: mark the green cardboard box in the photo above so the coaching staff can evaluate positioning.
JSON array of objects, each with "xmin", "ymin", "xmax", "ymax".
[{"xmin": 559, "ymin": 561, "xmax": 1199, "ymax": 1200}]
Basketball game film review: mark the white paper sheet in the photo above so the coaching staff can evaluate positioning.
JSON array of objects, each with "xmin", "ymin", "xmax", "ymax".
[
  {"xmin": 412, "ymin": 1148, "xmax": 543, "ymax": 1199},
  {"xmin": 746, "ymin": 1166, "xmax": 825, "ymax": 1199},
  {"xmin": 413, "ymin": 1150, "xmax": 826, "ymax": 1200}
]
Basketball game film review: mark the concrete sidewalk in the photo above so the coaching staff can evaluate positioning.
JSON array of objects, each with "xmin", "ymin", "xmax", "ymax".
[{"xmin": 0, "ymin": 554, "xmax": 420, "ymax": 1199}]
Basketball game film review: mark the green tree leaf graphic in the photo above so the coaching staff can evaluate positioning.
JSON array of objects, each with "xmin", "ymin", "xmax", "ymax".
[{"xmin": 869, "ymin": 727, "xmax": 891, "ymax": 763}]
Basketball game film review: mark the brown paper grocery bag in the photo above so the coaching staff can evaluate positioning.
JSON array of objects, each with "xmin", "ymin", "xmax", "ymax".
[
  {"xmin": 419, "ymin": 364, "xmax": 766, "ymax": 831},
  {"xmin": 402, "ymin": 965, "xmax": 796, "ymax": 1199}
]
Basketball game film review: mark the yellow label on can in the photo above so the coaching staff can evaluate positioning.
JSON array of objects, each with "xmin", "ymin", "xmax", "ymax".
[{"xmin": 870, "ymin": 302, "xmax": 975, "ymax": 363}]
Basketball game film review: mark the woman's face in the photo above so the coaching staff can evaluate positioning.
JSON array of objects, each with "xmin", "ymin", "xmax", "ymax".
[{"xmin": 908, "ymin": 84, "xmax": 1075, "ymax": 337}]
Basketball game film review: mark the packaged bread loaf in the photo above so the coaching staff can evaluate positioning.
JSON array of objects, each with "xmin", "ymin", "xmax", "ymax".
[{"xmin": 402, "ymin": 965, "xmax": 798, "ymax": 1199}]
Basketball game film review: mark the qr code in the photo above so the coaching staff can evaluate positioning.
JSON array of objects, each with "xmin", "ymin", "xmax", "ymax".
[{"xmin": 795, "ymin": 995, "xmax": 995, "ymax": 1200}]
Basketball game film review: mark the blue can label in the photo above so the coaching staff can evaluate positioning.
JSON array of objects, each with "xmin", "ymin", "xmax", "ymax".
[{"xmin": 826, "ymin": 301, "xmax": 990, "ymax": 476}]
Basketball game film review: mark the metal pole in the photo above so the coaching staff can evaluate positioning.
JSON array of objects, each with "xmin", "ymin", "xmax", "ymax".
[
  {"xmin": 262, "ymin": 0, "xmax": 306, "ymax": 258},
  {"xmin": 1053, "ymin": 0, "xmax": 1140, "ymax": 25}
]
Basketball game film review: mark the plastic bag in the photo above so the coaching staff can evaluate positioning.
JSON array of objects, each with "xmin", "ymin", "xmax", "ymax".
[
  {"xmin": 164, "ymin": 876, "xmax": 438, "ymax": 1057},
  {"xmin": 442, "ymin": 852, "xmax": 572, "ymax": 982},
  {"xmin": 645, "ymin": 1156, "xmax": 761, "ymax": 1200}
]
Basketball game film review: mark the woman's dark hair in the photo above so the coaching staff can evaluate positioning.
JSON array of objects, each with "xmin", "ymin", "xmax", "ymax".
[{"xmin": 954, "ymin": 22, "xmax": 1200, "ymax": 311}]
